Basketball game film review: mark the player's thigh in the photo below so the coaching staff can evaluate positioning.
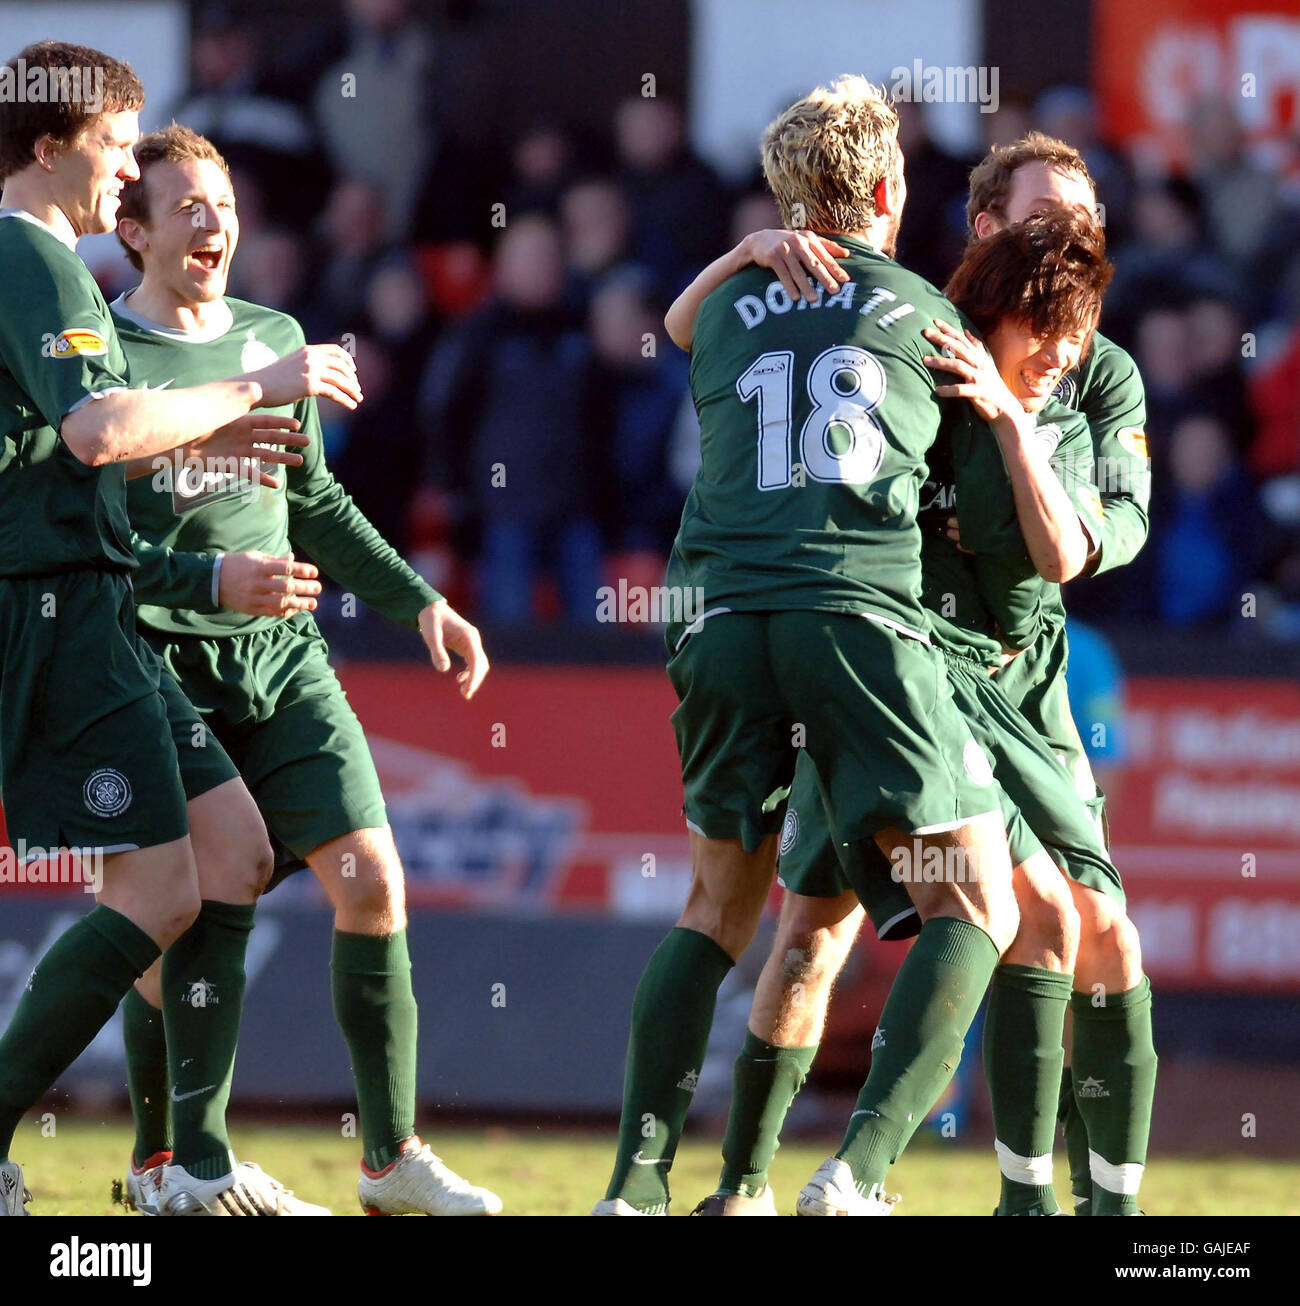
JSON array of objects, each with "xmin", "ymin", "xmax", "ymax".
[
  {"xmin": 233, "ymin": 669, "xmax": 388, "ymax": 879},
  {"xmin": 769, "ymin": 612, "xmax": 1001, "ymax": 846},
  {"xmin": 186, "ymin": 777, "xmax": 275, "ymax": 904},
  {"xmin": 307, "ymin": 824, "xmax": 406, "ymax": 932},
  {"xmin": 666, "ymin": 612, "xmax": 796, "ymax": 853},
  {"xmin": 781, "ymin": 750, "xmax": 918, "ymax": 942},
  {"xmin": 1069, "ymin": 879, "xmax": 1144, "ymax": 992},
  {"xmin": 98, "ymin": 837, "xmax": 201, "ymax": 949},
  {"xmin": 958, "ymin": 661, "xmax": 1126, "ymax": 910},
  {"xmin": 678, "ymin": 830, "xmax": 780, "ymax": 961}
]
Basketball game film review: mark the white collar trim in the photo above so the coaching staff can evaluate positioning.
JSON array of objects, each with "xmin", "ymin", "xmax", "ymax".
[
  {"xmin": 0, "ymin": 207, "xmax": 78, "ymax": 251},
  {"xmin": 111, "ymin": 290, "xmax": 235, "ymax": 343}
]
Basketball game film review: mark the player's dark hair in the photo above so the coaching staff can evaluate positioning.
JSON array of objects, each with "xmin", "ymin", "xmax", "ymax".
[
  {"xmin": 943, "ymin": 208, "xmax": 1112, "ymax": 344},
  {"xmin": 965, "ymin": 131, "xmax": 1094, "ymax": 234},
  {"xmin": 116, "ymin": 123, "xmax": 233, "ymax": 270},
  {"xmin": 0, "ymin": 41, "xmax": 143, "ymax": 180}
]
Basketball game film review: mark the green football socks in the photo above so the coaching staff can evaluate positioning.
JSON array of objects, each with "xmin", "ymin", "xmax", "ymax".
[
  {"xmin": 1071, "ymin": 978, "xmax": 1158, "ymax": 1216},
  {"xmin": 984, "ymin": 964, "xmax": 1072, "ymax": 1215},
  {"xmin": 605, "ymin": 927, "xmax": 735, "ymax": 1212},
  {"xmin": 162, "ymin": 900, "xmax": 255, "ymax": 1180},
  {"xmin": 838, "ymin": 916, "xmax": 999, "ymax": 1194},
  {"xmin": 717, "ymin": 1030, "xmax": 818, "ymax": 1196},
  {"xmin": 331, "ymin": 929, "xmax": 419, "ymax": 1172},
  {"xmin": 1059, "ymin": 1063, "xmax": 1093, "ymax": 1213},
  {"xmin": 123, "ymin": 985, "xmax": 172, "ymax": 1164},
  {"xmin": 0, "ymin": 906, "xmax": 159, "ymax": 1158}
]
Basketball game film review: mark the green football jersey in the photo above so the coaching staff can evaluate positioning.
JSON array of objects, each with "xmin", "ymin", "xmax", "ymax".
[
  {"xmin": 996, "ymin": 333, "xmax": 1149, "ymax": 728},
  {"xmin": 0, "ymin": 210, "xmax": 136, "ymax": 576},
  {"xmin": 920, "ymin": 399, "xmax": 1103, "ymax": 667},
  {"xmin": 117, "ymin": 294, "xmax": 440, "ymax": 636},
  {"xmin": 668, "ymin": 236, "xmax": 974, "ymax": 639},
  {"xmin": 1060, "ymin": 331, "xmax": 1149, "ymax": 576}
]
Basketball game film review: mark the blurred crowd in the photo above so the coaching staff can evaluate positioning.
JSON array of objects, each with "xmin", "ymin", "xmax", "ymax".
[{"xmin": 92, "ymin": 0, "xmax": 1300, "ymax": 637}]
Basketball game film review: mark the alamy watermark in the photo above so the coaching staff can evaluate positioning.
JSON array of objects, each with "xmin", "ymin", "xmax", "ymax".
[
  {"xmin": 889, "ymin": 61, "xmax": 999, "ymax": 114},
  {"xmin": 0, "ymin": 843, "xmax": 103, "ymax": 893},
  {"xmin": 0, "ymin": 60, "xmax": 104, "ymax": 112},
  {"xmin": 595, "ymin": 580, "xmax": 706, "ymax": 625}
]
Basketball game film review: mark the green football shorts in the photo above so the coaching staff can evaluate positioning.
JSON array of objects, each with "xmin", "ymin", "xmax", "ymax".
[
  {"xmin": 666, "ymin": 610, "xmax": 1001, "ymax": 855},
  {"xmin": 779, "ymin": 650, "xmax": 1125, "ymax": 940},
  {"xmin": 145, "ymin": 612, "xmax": 388, "ymax": 877},
  {"xmin": 0, "ymin": 570, "xmax": 235, "ymax": 856}
]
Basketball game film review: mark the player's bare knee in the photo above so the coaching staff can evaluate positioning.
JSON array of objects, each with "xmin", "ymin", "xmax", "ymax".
[
  {"xmin": 154, "ymin": 880, "xmax": 202, "ymax": 947},
  {"xmin": 1017, "ymin": 886, "xmax": 1080, "ymax": 971}
]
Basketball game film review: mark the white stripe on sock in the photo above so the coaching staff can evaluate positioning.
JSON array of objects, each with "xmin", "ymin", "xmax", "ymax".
[
  {"xmin": 994, "ymin": 1139, "xmax": 1053, "ymax": 1187},
  {"xmin": 1089, "ymin": 1149, "xmax": 1144, "ymax": 1195}
]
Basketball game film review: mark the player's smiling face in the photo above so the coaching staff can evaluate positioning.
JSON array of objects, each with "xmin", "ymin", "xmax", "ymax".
[
  {"xmin": 139, "ymin": 158, "xmax": 239, "ymax": 304},
  {"xmin": 986, "ymin": 319, "xmax": 1091, "ymax": 413},
  {"xmin": 54, "ymin": 111, "xmax": 140, "ymax": 236}
]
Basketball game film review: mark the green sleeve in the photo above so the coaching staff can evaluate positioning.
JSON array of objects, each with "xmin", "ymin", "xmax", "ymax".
[
  {"xmin": 285, "ymin": 393, "xmax": 443, "ymax": 629},
  {"xmin": 0, "ymin": 238, "xmax": 131, "ymax": 430},
  {"xmin": 131, "ymin": 533, "xmax": 222, "ymax": 613},
  {"xmin": 1079, "ymin": 341, "xmax": 1150, "ymax": 576}
]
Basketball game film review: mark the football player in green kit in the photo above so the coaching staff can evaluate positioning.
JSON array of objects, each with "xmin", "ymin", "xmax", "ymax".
[
  {"xmin": 0, "ymin": 41, "xmax": 359, "ymax": 1217},
  {"xmin": 595, "ymin": 76, "xmax": 1024, "ymax": 1216},
  {"xmin": 110, "ymin": 125, "xmax": 499, "ymax": 1217},
  {"xmin": 674, "ymin": 138, "xmax": 1154, "ymax": 1217}
]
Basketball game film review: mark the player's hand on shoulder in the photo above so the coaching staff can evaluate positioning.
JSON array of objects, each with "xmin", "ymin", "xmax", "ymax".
[
  {"xmin": 744, "ymin": 229, "xmax": 850, "ymax": 302},
  {"xmin": 419, "ymin": 600, "xmax": 489, "ymax": 701},
  {"xmin": 244, "ymin": 344, "xmax": 363, "ymax": 411},
  {"xmin": 923, "ymin": 319, "xmax": 1020, "ymax": 425},
  {"xmin": 218, "ymin": 551, "xmax": 321, "ymax": 617}
]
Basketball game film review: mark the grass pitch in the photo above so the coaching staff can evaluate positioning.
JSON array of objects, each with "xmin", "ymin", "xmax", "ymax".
[{"xmin": 10, "ymin": 1118, "xmax": 1298, "ymax": 1216}]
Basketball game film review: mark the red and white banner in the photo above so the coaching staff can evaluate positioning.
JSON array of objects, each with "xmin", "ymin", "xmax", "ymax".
[
  {"xmin": 1095, "ymin": 0, "xmax": 1300, "ymax": 171},
  {"xmin": 4, "ymin": 666, "xmax": 1298, "ymax": 989}
]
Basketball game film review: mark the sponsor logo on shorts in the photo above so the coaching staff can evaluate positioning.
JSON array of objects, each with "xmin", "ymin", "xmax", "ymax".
[
  {"xmin": 83, "ymin": 768, "xmax": 132, "ymax": 817},
  {"xmin": 49, "ymin": 327, "xmax": 108, "ymax": 358},
  {"xmin": 779, "ymin": 809, "xmax": 800, "ymax": 856},
  {"xmin": 963, "ymin": 738, "xmax": 995, "ymax": 787},
  {"xmin": 1077, "ymin": 1075, "xmax": 1109, "ymax": 1099}
]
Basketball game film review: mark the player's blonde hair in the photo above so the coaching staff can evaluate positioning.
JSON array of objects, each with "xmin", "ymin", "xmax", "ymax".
[{"xmin": 761, "ymin": 75, "xmax": 900, "ymax": 233}]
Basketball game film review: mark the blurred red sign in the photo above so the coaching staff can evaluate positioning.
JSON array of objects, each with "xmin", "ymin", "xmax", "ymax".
[
  {"xmin": 3, "ymin": 666, "xmax": 1297, "ymax": 987},
  {"xmin": 1096, "ymin": 0, "xmax": 1300, "ymax": 169}
]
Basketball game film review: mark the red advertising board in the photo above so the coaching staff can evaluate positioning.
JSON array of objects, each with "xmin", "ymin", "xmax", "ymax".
[
  {"xmin": 1095, "ymin": 0, "xmax": 1300, "ymax": 169},
  {"xmin": 3, "ymin": 666, "xmax": 1298, "ymax": 989}
]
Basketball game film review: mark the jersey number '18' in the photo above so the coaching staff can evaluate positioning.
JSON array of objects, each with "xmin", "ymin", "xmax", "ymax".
[{"xmin": 737, "ymin": 345, "xmax": 887, "ymax": 490}]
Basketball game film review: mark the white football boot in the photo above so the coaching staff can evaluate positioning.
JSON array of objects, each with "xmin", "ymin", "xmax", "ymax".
[
  {"xmin": 0, "ymin": 1161, "xmax": 31, "ymax": 1216},
  {"xmin": 590, "ymin": 1197, "xmax": 668, "ymax": 1216},
  {"xmin": 358, "ymin": 1137, "xmax": 502, "ymax": 1216},
  {"xmin": 159, "ymin": 1161, "xmax": 331, "ymax": 1215},
  {"xmin": 124, "ymin": 1150, "xmax": 171, "ymax": 1216},
  {"xmin": 796, "ymin": 1158, "xmax": 899, "ymax": 1216}
]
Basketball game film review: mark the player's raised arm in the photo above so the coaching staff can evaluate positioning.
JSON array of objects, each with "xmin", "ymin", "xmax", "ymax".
[
  {"xmin": 925, "ymin": 320, "xmax": 1089, "ymax": 584},
  {"xmin": 664, "ymin": 229, "xmax": 850, "ymax": 351}
]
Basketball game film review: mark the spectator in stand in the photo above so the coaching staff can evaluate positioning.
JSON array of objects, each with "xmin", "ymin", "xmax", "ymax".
[
  {"xmin": 588, "ymin": 269, "xmax": 689, "ymax": 559},
  {"xmin": 418, "ymin": 215, "xmax": 601, "ymax": 626},
  {"xmin": 892, "ymin": 100, "xmax": 974, "ymax": 289},
  {"xmin": 506, "ymin": 121, "xmax": 580, "ymax": 217},
  {"xmin": 313, "ymin": 0, "xmax": 436, "ymax": 239},
  {"xmin": 561, "ymin": 177, "xmax": 633, "ymax": 310},
  {"xmin": 331, "ymin": 255, "xmax": 437, "ymax": 555},
  {"xmin": 303, "ymin": 178, "xmax": 393, "ymax": 336},
  {"xmin": 1185, "ymin": 98, "xmax": 1281, "ymax": 271},
  {"xmin": 1185, "ymin": 295, "xmax": 1252, "ymax": 453},
  {"xmin": 614, "ymin": 95, "xmax": 728, "ymax": 288},
  {"xmin": 1154, "ymin": 415, "xmax": 1268, "ymax": 627},
  {"xmin": 1106, "ymin": 178, "xmax": 1237, "ymax": 347},
  {"xmin": 1033, "ymin": 85, "xmax": 1133, "ymax": 241},
  {"xmin": 172, "ymin": 4, "xmax": 327, "ymax": 224}
]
